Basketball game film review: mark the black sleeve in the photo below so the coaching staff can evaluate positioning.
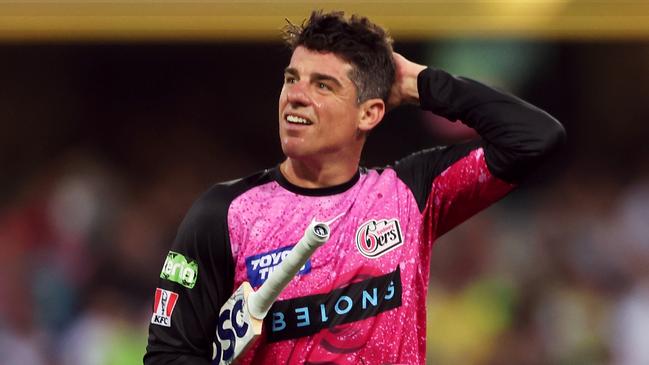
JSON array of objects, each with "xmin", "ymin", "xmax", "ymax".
[
  {"xmin": 396, "ymin": 67, "xmax": 566, "ymax": 211},
  {"xmin": 144, "ymin": 186, "xmax": 236, "ymax": 365},
  {"xmin": 416, "ymin": 67, "xmax": 566, "ymax": 184}
]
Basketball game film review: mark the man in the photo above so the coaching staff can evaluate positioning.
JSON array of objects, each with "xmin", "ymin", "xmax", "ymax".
[{"xmin": 145, "ymin": 10, "xmax": 565, "ymax": 364}]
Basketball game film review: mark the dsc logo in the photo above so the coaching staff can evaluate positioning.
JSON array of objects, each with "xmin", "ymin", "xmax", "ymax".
[
  {"xmin": 213, "ymin": 296, "xmax": 248, "ymax": 364},
  {"xmin": 212, "ymin": 284, "xmax": 258, "ymax": 365},
  {"xmin": 355, "ymin": 218, "xmax": 403, "ymax": 258}
]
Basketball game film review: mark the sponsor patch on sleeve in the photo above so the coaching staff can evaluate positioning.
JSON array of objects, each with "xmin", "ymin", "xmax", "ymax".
[
  {"xmin": 160, "ymin": 251, "xmax": 198, "ymax": 288},
  {"xmin": 245, "ymin": 245, "xmax": 312, "ymax": 287},
  {"xmin": 151, "ymin": 288, "xmax": 179, "ymax": 327}
]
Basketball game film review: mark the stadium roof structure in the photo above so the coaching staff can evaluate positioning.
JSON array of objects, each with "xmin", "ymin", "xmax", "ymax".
[{"xmin": 1, "ymin": 0, "xmax": 648, "ymax": 42}]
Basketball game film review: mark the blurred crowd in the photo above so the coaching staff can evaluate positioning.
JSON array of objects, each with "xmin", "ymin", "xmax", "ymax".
[{"xmin": 0, "ymin": 130, "xmax": 258, "ymax": 365}]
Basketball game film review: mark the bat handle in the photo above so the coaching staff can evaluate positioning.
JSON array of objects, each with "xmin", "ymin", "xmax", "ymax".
[{"xmin": 247, "ymin": 220, "xmax": 330, "ymax": 320}]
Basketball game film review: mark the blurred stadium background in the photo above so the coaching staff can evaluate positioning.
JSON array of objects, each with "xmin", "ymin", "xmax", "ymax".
[{"xmin": 1, "ymin": 1, "xmax": 649, "ymax": 364}]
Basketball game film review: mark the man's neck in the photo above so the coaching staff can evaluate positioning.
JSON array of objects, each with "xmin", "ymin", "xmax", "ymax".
[{"xmin": 280, "ymin": 157, "xmax": 359, "ymax": 189}]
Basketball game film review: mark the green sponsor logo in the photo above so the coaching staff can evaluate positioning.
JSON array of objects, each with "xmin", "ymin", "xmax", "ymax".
[{"xmin": 160, "ymin": 251, "xmax": 198, "ymax": 289}]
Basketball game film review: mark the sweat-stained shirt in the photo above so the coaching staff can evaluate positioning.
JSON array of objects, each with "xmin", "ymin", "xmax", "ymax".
[{"xmin": 144, "ymin": 67, "xmax": 566, "ymax": 365}]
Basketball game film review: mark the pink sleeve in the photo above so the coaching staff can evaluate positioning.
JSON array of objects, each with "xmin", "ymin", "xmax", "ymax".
[{"xmin": 424, "ymin": 147, "xmax": 515, "ymax": 239}]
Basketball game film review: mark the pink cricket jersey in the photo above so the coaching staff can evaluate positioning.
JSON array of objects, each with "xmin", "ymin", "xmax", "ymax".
[{"xmin": 224, "ymin": 148, "xmax": 512, "ymax": 364}]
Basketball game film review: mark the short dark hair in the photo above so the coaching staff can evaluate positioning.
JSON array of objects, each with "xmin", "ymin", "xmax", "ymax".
[{"xmin": 283, "ymin": 10, "xmax": 395, "ymax": 104}]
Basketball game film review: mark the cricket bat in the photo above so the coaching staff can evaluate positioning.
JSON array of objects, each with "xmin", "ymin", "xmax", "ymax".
[{"xmin": 213, "ymin": 219, "xmax": 331, "ymax": 364}]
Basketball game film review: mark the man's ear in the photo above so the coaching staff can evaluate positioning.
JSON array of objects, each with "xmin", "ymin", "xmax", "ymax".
[{"xmin": 358, "ymin": 98, "xmax": 386, "ymax": 133}]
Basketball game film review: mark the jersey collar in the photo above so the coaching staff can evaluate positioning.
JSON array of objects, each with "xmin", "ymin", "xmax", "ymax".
[{"xmin": 272, "ymin": 166, "xmax": 360, "ymax": 196}]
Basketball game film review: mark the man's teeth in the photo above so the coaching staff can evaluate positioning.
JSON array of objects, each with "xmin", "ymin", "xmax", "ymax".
[{"xmin": 287, "ymin": 115, "xmax": 311, "ymax": 125}]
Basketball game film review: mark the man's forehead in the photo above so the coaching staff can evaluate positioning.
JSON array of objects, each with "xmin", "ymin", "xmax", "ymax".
[{"xmin": 287, "ymin": 46, "xmax": 353, "ymax": 80}]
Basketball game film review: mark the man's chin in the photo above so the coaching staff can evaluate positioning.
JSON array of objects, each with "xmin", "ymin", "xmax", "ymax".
[
  {"xmin": 281, "ymin": 147, "xmax": 312, "ymax": 160},
  {"xmin": 280, "ymin": 139, "xmax": 313, "ymax": 159}
]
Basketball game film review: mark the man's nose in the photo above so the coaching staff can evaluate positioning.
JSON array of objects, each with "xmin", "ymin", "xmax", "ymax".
[{"xmin": 286, "ymin": 83, "xmax": 310, "ymax": 107}]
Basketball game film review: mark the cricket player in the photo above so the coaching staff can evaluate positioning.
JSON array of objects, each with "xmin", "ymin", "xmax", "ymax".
[{"xmin": 145, "ymin": 10, "xmax": 565, "ymax": 364}]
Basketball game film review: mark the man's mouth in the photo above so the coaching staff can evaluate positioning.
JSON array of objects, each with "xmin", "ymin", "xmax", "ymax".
[{"xmin": 286, "ymin": 114, "xmax": 313, "ymax": 125}]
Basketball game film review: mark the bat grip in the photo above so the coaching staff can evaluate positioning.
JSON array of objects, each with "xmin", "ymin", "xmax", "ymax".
[{"xmin": 247, "ymin": 220, "xmax": 330, "ymax": 320}]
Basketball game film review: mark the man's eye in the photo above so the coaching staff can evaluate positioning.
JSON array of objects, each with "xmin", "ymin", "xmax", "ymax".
[
  {"xmin": 318, "ymin": 82, "xmax": 331, "ymax": 91},
  {"xmin": 285, "ymin": 76, "xmax": 296, "ymax": 84}
]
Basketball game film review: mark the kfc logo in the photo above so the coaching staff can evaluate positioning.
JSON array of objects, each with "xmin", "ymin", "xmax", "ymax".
[{"xmin": 151, "ymin": 288, "xmax": 179, "ymax": 327}]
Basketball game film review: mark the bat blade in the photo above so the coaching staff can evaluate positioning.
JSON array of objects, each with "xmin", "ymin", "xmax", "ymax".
[{"xmin": 213, "ymin": 220, "xmax": 331, "ymax": 364}]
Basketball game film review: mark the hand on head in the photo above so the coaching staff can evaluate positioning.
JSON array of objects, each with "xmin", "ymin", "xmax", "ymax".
[{"xmin": 386, "ymin": 52, "xmax": 427, "ymax": 110}]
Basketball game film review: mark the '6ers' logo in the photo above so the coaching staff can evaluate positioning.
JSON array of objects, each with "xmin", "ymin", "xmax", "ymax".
[{"xmin": 355, "ymin": 218, "xmax": 403, "ymax": 258}]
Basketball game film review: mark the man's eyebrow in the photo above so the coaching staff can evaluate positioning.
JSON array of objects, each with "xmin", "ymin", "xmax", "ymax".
[
  {"xmin": 284, "ymin": 67, "xmax": 299, "ymax": 76},
  {"xmin": 283, "ymin": 68, "xmax": 343, "ymax": 88},
  {"xmin": 311, "ymin": 72, "xmax": 343, "ymax": 88}
]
